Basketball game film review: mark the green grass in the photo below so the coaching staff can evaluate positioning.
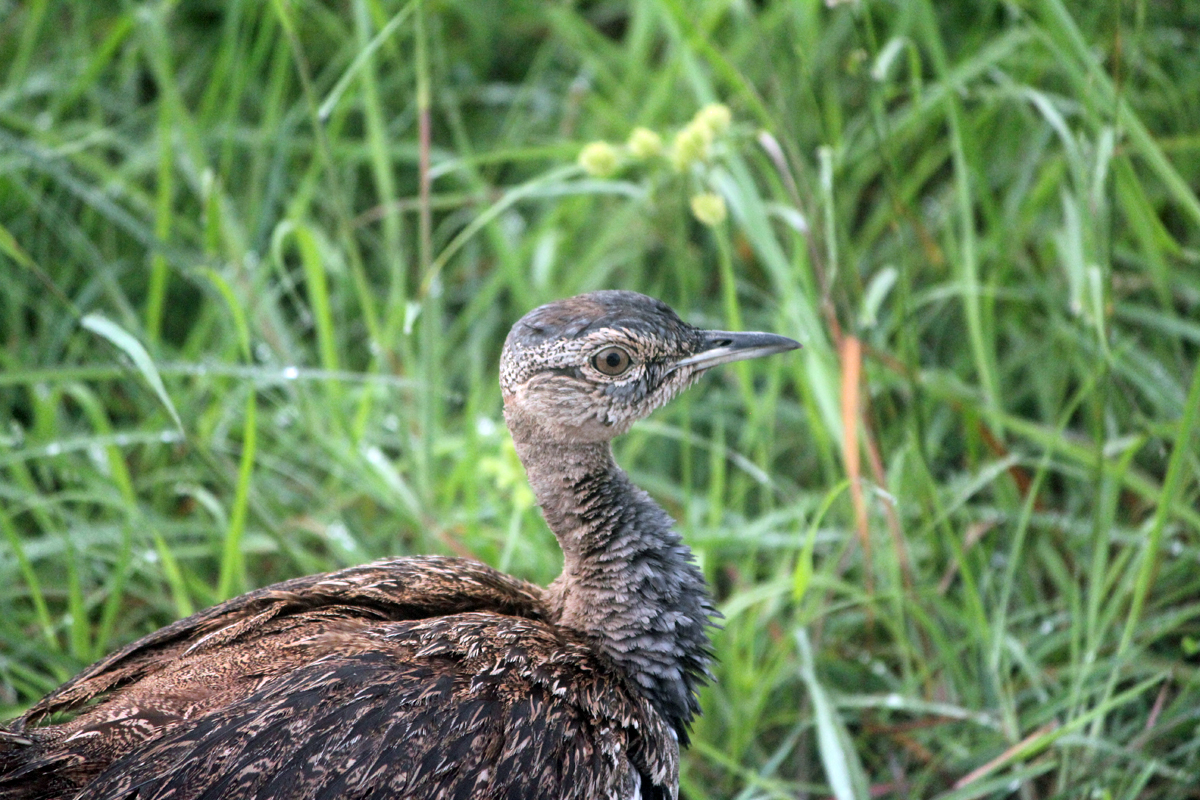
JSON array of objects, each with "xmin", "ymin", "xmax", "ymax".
[{"xmin": 3, "ymin": 1, "xmax": 1200, "ymax": 797}]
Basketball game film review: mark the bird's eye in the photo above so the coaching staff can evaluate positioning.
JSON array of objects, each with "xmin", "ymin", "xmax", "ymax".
[{"xmin": 592, "ymin": 346, "xmax": 633, "ymax": 376}]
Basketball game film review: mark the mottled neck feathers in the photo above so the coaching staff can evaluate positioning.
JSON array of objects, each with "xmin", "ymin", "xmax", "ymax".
[{"xmin": 513, "ymin": 438, "xmax": 715, "ymax": 740}]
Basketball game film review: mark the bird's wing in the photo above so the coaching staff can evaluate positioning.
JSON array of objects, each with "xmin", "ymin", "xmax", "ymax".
[
  {"xmin": 73, "ymin": 613, "xmax": 679, "ymax": 800},
  {"xmin": 21, "ymin": 556, "xmax": 546, "ymax": 726}
]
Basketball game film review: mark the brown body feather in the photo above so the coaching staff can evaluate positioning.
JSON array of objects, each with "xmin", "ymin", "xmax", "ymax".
[
  {"xmin": 2, "ymin": 557, "xmax": 675, "ymax": 800},
  {"xmin": 2, "ymin": 292, "xmax": 798, "ymax": 800}
]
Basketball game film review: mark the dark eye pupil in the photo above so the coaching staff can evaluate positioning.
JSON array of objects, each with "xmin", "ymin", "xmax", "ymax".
[{"xmin": 593, "ymin": 347, "xmax": 631, "ymax": 375}]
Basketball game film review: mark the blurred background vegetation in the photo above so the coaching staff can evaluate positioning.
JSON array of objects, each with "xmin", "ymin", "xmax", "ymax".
[{"xmin": 2, "ymin": 1, "xmax": 1199, "ymax": 797}]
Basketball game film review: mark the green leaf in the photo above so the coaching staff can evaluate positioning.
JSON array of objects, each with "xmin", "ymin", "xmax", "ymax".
[
  {"xmin": 81, "ymin": 314, "xmax": 184, "ymax": 433},
  {"xmin": 796, "ymin": 629, "xmax": 871, "ymax": 800}
]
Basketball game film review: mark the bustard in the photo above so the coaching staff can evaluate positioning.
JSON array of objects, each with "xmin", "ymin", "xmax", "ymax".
[{"xmin": 1, "ymin": 290, "xmax": 799, "ymax": 800}]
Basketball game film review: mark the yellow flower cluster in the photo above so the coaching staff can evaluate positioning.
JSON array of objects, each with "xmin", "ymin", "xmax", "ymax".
[
  {"xmin": 575, "ymin": 102, "xmax": 735, "ymax": 227},
  {"xmin": 671, "ymin": 103, "xmax": 732, "ymax": 172},
  {"xmin": 627, "ymin": 127, "xmax": 663, "ymax": 159},
  {"xmin": 577, "ymin": 141, "xmax": 619, "ymax": 178},
  {"xmin": 689, "ymin": 193, "xmax": 727, "ymax": 226}
]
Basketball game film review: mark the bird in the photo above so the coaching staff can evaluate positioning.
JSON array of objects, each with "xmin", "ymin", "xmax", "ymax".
[{"xmin": 1, "ymin": 290, "xmax": 800, "ymax": 800}]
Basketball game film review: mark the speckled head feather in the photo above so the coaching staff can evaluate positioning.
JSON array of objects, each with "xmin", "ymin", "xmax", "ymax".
[{"xmin": 501, "ymin": 290, "xmax": 793, "ymax": 445}]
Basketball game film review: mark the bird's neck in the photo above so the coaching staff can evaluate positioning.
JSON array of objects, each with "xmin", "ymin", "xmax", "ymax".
[{"xmin": 511, "ymin": 436, "xmax": 715, "ymax": 740}]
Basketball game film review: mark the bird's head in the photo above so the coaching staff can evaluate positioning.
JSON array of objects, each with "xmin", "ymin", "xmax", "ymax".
[{"xmin": 500, "ymin": 290, "xmax": 800, "ymax": 444}]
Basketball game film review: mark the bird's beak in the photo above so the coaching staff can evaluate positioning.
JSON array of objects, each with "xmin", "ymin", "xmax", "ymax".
[{"xmin": 674, "ymin": 330, "xmax": 801, "ymax": 371}]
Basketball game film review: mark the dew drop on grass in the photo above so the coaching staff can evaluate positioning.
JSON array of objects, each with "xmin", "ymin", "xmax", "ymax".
[
  {"xmin": 8, "ymin": 421, "xmax": 24, "ymax": 447},
  {"xmin": 45, "ymin": 442, "xmax": 61, "ymax": 456},
  {"xmin": 88, "ymin": 444, "xmax": 110, "ymax": 475},
  {"xmin": 364, "ymin": 446, "xmax": 387, "ymax": 468},
  {"xmin": 282, "ymin": 365, "xmax": 299, "ymax": 381},
  {"xmin": 499, "ymin": 210, "xmax": 526, "ymax": 245},
  {"xmin": 403, "ymin": 302, "xmax": 421, "ymax": 335},
  {"xmin": 326, "ymin": 520, "xmax": 357, "ymax": 553},
  {"xmin": 274, "ymin": 406, "xmax": 298, "ymax": 429}
]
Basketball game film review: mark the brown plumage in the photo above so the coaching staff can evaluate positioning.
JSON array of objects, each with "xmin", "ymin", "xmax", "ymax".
[{"xmin": 1, "ymin": 291, "xmax": 799, "ymax": 800}]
